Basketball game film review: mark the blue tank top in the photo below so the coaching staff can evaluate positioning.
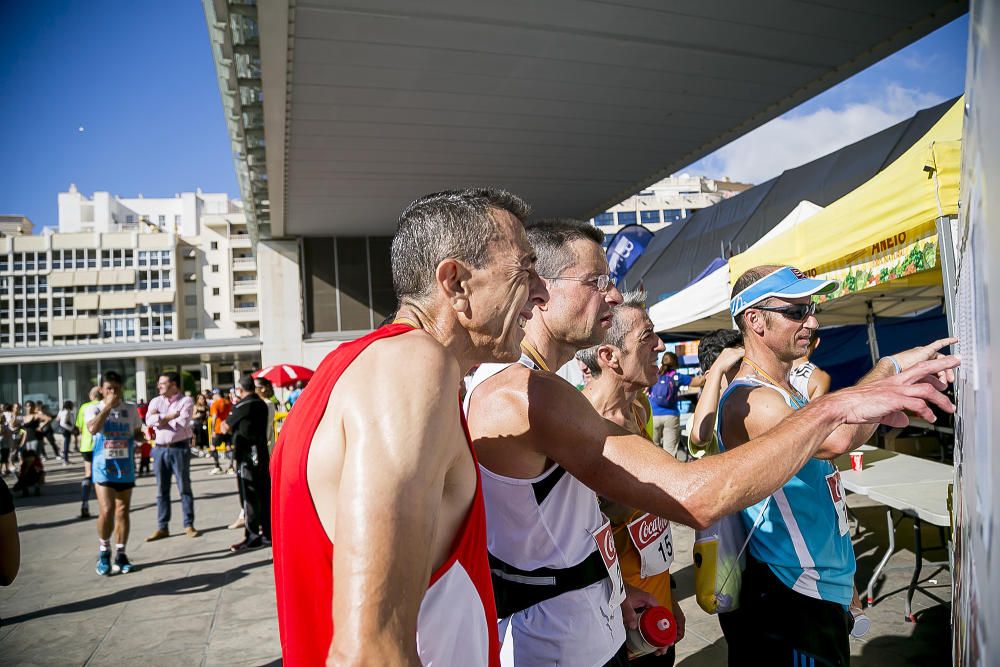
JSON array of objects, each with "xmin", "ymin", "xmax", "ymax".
[
  {"xmin": 717, "ymin": 376, "xmax": 855, "ymax": 607},
  {"xmin": 90, "ymin": 403, "xmax": 139, "ymax": 485}
]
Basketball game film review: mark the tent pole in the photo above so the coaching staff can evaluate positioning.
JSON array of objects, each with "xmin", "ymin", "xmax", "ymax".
[
  {"xmin": 865, "ymin": 300, "xmax": 880, "ymax": 366},
  {"xmin": 936, "ymin": 215, "xmax": 958, "ymax": 337}
]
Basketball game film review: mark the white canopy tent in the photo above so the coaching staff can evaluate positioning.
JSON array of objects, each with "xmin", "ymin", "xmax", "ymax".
[{"xmin": 650, "ymin": 201, "xmax": 823, "ymax": 334}]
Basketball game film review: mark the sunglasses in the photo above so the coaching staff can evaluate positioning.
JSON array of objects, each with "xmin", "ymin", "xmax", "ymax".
[
  {"xmin": 753, "ymin": 302, "xmax": 817, "ymax": 321},
  {"xmin": 542, "ymin": 274, "xmax": 612, "ymax": 293}
]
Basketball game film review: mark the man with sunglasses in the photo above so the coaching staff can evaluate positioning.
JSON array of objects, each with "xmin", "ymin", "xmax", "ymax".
[
  {"xmin": 464, "ymin": 225, "xmax": 957, "ymax": 667},
  {"xmin": 717, "ymin": 264, "xmax": 956, "ymax": 666}
]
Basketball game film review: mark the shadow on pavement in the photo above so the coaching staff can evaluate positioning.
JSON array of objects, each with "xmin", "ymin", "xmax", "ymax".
[
  {"xmin": 2, "ymin": 557, "xmax": 273, "ymax": 625},
  {"xmin": 860, "ymin": 603, "xmax": 951, "ymax": 666},
  {"xmin": 677, "ymin": 637, "xmax": 728, "ymax": 665}
]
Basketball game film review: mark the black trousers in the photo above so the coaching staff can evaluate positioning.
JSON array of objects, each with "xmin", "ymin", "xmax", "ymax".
[
  {"xmin": 235, "ymin": 445, "xmax": 271, "ymax": 541},
  {"xmin": 724, "ymin": 557, "xmax": 850, "ymax": 667}
]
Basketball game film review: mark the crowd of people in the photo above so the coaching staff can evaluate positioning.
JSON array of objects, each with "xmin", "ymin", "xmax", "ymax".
[
  {"xmin": 0, "ymin": 366, "xmax": 298, "ymax": 579},
  {"xmin": 269, "ymin": 188, "xmax": 957, "ymax": 667}
]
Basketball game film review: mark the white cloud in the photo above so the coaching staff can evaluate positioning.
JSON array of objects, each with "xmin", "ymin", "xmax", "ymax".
[{"xmin": 686, "ymin": 84, "xmax": 946, "ymax": 185}]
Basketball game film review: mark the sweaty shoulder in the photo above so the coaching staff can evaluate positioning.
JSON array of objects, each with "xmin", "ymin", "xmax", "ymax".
[
  {"xmin": 347, "ymin": 330, "xmax": 461, "ymax": 409},
  {"xmin": 722, "ymin": 384, "xmax": 793, "ymax": 446},
  {"xmin": 468, "ymin": 363, "xmax": 597, "ymax": 440}
]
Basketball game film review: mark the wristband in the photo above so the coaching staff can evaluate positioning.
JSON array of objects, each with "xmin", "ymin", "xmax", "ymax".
[{"xmin": 885, "ymin": 356, "xmax": 901, "ymax": 374}]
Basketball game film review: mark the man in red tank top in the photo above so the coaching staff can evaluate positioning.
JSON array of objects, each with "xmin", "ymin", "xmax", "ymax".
[{"xmin": 271, "ymin": 189, "xmax": 548, "ymax": 666}]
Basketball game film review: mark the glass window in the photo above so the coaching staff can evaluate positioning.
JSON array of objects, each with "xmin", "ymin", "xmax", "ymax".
[
  {"xmin": 158, "ymin": 215, "xmax": 166, "ymax": 225},
  {"xmin": 593, "ymin": 212, "xmax": 615, "ymax": 226},
  {"xmin": 21, "ymin": 362, "xmax": 59, "ymax": 409},
  {"xmin": 212, "ymin": 287, "xmax": 220, "ymax": 296},
  {"xmin": 663, "ymin": 209, "xmax": 684, "ymax": 223},
  {"xmin": 616, "ymin": 211, "xmax": 637, "ymax": 226},
  {"xmin": 213, "ymin": 312, "xmax": 221, "ymax": 321},
  {"xmin": 640, "ymin": 210, "xmax": 661, "ymax": 225},
  {"xmin": 210, "ymin": 241, "xmax": 218, "ymax": 250},
  {"xmin": 0, "ymin": 364, "xmax": 18, "ymax": 403},
  {"xmin": 369, "ymin": 237, "xmax": 394, "ymax": 323},
  {"xmin": 211, "ymin": 265, "xmax": 219, "ymax": 273},
  {"xmin": 185, "ymin": 317, "xmax": 198, "ymax": 328},
  {"xmin": 184, "ymin": 295, "xmax": 197, "ymax": 305},
  {"xmin": 304, "ymin": 238, "xmax": 338, "ymax": 333},
  {"xmin": 337, "ymin": 237, "xmax": 370, "ymax": 331}
]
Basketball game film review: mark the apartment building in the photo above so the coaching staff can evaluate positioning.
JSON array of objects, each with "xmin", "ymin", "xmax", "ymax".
[
  {"xmin": 589, "ymin": 174, "xmax": 752, "ymax": 244},
  {"xmin": 0, "ymin": 188, "xmax": 262, "ymax": 408}
]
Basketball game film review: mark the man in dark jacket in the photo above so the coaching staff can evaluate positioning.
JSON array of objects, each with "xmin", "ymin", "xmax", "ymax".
[{"xmin": 221, "ymin": 375, "xmax": 271, "ymax": 552}]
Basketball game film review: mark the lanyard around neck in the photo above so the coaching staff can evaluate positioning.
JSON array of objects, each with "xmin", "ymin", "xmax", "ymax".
[
  {"xmin": 742, "ymin": 357, "xmax": 807, "ymax": 408},
  {"xmin": 520, "ymin": 340, "xmax": 551, "ymax": 372},
  {"xmin": 392, "ymin": 317, "xmax": 419, "ymax": 329}
]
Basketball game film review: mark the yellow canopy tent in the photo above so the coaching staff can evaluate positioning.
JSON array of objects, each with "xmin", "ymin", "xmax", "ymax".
[{"xmin": 729, "ymin": 97, "xmax": 962, "ymax": 326}]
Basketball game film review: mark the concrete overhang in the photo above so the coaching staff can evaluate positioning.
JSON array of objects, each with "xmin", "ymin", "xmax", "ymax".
[{"xmin": 205, "ymin": 0, "xmax": 966, "ymax": 239}]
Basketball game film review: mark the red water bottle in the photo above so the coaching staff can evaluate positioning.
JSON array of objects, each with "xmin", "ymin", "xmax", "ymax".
[{"xmin": 625, "ymin": 606, "xmax": 677, "ymax": 658}]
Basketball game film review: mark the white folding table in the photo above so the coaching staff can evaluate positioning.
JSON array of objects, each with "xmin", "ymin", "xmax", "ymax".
[{"xmin": 834, "ymin": 446, "xmax": 953, "ymax": 622}]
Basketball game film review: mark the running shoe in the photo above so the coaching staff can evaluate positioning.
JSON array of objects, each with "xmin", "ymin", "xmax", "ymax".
[
  {"xmin": 96, "ymin": 550, "xmax": 112, "ymax": 576},
  {"xmin": 80, "ymin": 506, "xmax": 90, "ymax": 519},
  {"xmin": 113, "ymin": 552, "xmax": 133, "ymax": 574}
]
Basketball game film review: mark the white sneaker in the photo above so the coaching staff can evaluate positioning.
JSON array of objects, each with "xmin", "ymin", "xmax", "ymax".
[{"xmin": 209, "ymin": 467, "xmax": 223, "ymax": 476}]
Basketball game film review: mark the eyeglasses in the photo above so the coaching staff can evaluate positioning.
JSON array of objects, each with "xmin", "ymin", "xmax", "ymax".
[
  {"xmin": 753, "ymin": 302, "xmax": 817, "ymax": 322},
  {"xmin": 542, "ymin": 273, "xmax": 612, "ymax": 293}
]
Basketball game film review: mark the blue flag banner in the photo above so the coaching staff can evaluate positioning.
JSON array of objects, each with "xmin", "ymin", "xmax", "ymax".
[{"xmin": 607, "ymin": 224, "xmax": 655, "ymax": 287}]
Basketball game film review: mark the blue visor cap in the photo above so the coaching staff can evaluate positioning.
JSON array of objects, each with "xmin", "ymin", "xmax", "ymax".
[{"xmin": 730, "ymin": 267, "xmax": 839, "ymax": 317}]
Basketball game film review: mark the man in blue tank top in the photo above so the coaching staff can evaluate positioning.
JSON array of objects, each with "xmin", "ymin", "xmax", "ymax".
[
  {"xmin": 719, "ymin": 265, "xmax": 957, "ymax": 666},
  {"xmin": 85, "ymin": 370, "xmax": 143, "ymax": 576}
]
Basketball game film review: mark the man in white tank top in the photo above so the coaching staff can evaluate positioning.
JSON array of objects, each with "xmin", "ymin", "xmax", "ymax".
[{"xmin": 465, "ymin": 220, "xmax": 959, "ymax": 667}]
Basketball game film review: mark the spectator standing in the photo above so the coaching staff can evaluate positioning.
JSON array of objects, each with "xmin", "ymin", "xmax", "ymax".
[
  {"xmin": 19, "ymin": 402, "xmax": 41, "ymax": 457},
  {"xmin": 86, "ymin": 370, "xmax": 143, "ymax": 576},
  {"xmin": 145, "ymin": 372, "xmax": 198, "ymax": 541},
  {"xmin": 56, "ymin": 401, "xmax": 76, "ymax": 465},
  {"xmin": 209, "ymin": 389, "xmax": 233, "ymax": 475},
  {"xmin": 34, "ymin": 404, "xmax": 61, "ymax": 461},
  {"xmin": 191, "ymin": 393, "xmax": 210, "ymax": 455},
  {"xmin": 76, "ymin": 387, "xmax": 102, "ymax": 518},
  {"xmin": 284, "ymin": 380, "xmax": 305, "ymax": 411},
  {"xmin": 649, "ymin": 352, "xmax": 704, "ymax": 461},
  {"xmin": 254, "ymin": 377, "xmax": 278, "ymax": 452},
  {"xmin": 222, "ymin": 375, "xmax": 271, "ymax": 552},
  {"xmin": 1, "ymin": 405, "xmax": 14, "ymax": 477}
]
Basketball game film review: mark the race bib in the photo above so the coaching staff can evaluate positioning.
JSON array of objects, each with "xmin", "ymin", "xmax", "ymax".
[
  {"xmin": 627, "ymin": 513, "xmax": 674, "ymax": 578},
  {"xmin": 592, "ymin": 519, "xmax": 627, "ymax": 609},
  {"xmin": 104, "ymin": 439, "xmax": 130, "ymax": 460},
  {"xmin": 825, "ymin": 468, "xmax": 850, "ymax": 536}
]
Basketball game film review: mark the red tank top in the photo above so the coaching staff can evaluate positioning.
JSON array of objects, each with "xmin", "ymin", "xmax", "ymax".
[{"xmin": 271, "ymin": 323, "xmax": 500, "ymax": 666}]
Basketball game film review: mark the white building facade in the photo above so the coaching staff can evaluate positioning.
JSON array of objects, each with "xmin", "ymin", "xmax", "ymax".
[{"xmin": 0, "ymin": 188, "xmax": 262, "ymax": 408}]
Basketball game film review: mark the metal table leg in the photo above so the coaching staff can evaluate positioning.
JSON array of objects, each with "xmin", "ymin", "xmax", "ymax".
[
  {"xmin": 906, "ymin": 516, "xmax": 923, "ymax": 623},
  {"xmin": 866, "ymin": 508, "xmax": 895, "ymax": 606}
]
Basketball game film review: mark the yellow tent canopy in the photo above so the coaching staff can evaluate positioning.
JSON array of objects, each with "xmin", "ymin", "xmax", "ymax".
[{"xmin": 729, "ymin": 97, "xmax": 962, "ymax": 291}]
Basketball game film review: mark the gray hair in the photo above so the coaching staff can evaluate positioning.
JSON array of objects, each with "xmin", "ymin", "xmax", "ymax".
[
  {"xmin": 577, "ymin": 289, "xmax": 648, "ymax": 377},
  {"xmin": 525, "ymin": 218, "xmax": 604, "ymax": 279},
  {"xmin": 392, "ymin": 188, "xmax": 531, "ymax": 302}
]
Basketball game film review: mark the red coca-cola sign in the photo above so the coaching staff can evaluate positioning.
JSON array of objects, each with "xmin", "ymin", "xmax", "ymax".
[
  {"xmin": 594, "ymin": 524, "xmax": 617, "ymax": 567},
  {"xmin": 628, "ymin": 514, "xmax": 669, "ymax": 550}
]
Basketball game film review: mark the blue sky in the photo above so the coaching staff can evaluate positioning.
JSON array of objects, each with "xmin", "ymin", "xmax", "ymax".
[
  {"xmin": 0, "ymin": 6, "xmax": 968, "ymax": 229},
  {"xmin": 686, "ymin": 14, "xmax": 969, "ymax": 184},
  {"xmin": 0, "ymin": 1, "xmax": 238, "ymax": 229}
]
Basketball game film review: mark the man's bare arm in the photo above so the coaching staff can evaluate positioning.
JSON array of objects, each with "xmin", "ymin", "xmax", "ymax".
[
  {"xmin": 482, "ymin": 357, "xmax": 957, "ymax": 529},
  {"xmin": 328, "ymin": 341, "xmax": 462, "ymax": 666}
]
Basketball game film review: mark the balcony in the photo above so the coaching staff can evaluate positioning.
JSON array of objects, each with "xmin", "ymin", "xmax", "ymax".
[
  {"xmin": 229, "ymin": 234, "xmax": 252, "ymax": 248},
  {"xmin": 232, "ymin": 258, "xmax": 256, "ymax": 271},
  {"xmin": 233, "ymin": 279, "xmax": 258, "ymax": 295},
  {"xmin": 231, "ymin": 306, "xmax": 259, "ymax": 322}
]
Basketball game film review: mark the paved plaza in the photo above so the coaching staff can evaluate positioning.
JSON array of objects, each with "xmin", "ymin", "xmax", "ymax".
[{"xmin": 1, "ymin": 453, "xmax": 952, "ymax": 666}]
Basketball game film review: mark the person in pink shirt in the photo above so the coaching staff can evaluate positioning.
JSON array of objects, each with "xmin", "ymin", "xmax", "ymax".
[{"xmin": 144, "ymin": 372, "xmax": 198, "ymax": 541}]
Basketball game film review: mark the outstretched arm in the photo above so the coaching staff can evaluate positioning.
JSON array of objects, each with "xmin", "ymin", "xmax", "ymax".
[
  {"xmin": 327, "ymin": 344, "xmax": 462, "ymax": 666},
  {"xmin": 502, "ymin": 357, "xmax": 957, "ymax": 529}
]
